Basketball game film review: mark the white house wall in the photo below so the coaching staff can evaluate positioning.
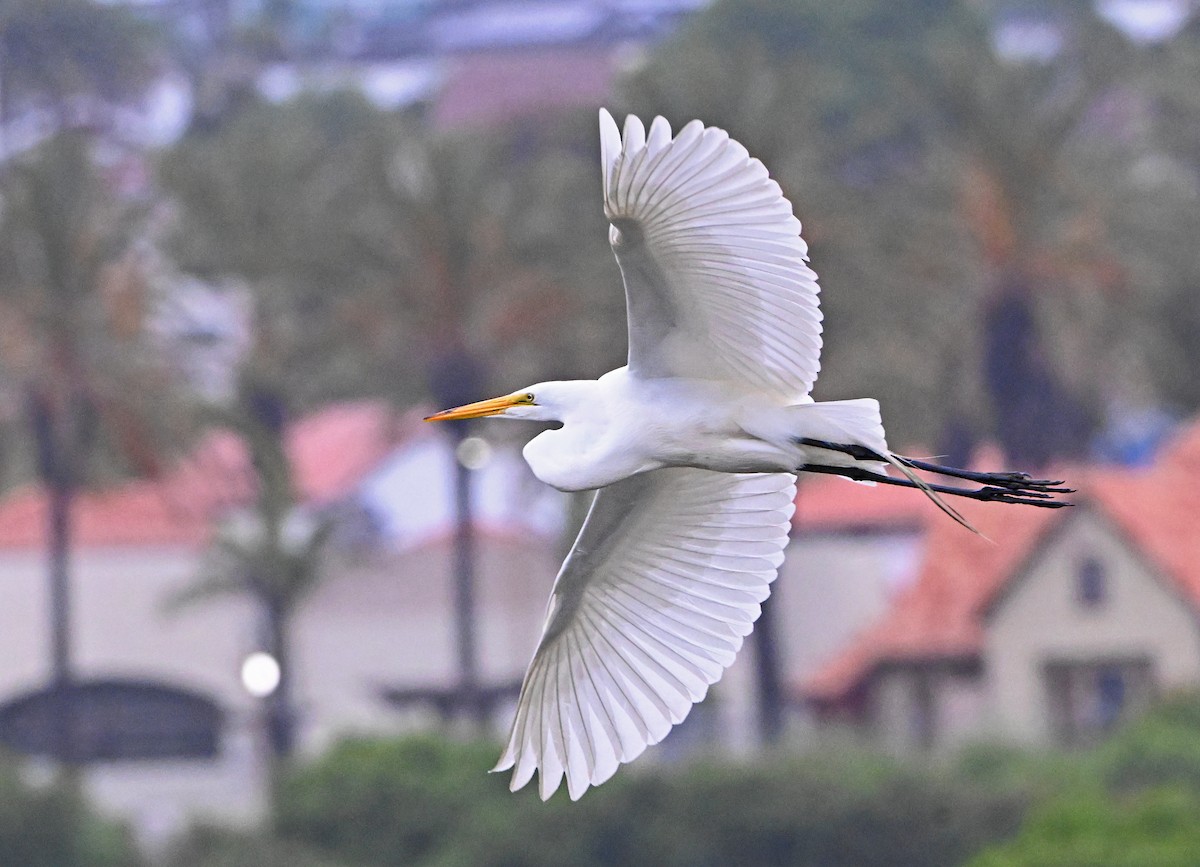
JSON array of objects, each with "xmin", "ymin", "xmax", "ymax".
[
  {"xmin": 0, "ymin": 546, "xmax": 264, "ymax": 845},
  {"xmin": 983, "ymin": 510, "xmax": 1200, "ymax": 743},
  {"xmin": 777, "ymin": 532, "xmax": 921, "ymax": 686},
  {"xmin": 292, "ymin": 535, "xmax": 560, "ymax": 748}
]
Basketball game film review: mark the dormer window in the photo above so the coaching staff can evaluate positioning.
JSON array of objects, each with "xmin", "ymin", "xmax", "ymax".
[{"xmin": 1077, "ymin": 558, "xmax": 1106, "ymax": 609}]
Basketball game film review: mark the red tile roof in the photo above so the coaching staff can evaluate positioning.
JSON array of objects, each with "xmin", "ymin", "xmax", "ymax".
[
  {"xmin": 803, "ymin": 498, "xmax": 1055, "ymax": 703},
  {"xmin": 802, "ymin": 422, "xmax": 1200, "ymax": 705},
  {"xmin": 0, "ymin": 402, "xmax": 405, "ymax": 550},
  {"xmin": 793, "ymin": 473, "xmax": 930, "ymax": 533},
  {"xmin": 0, "ymin": 481, "xmax": 212, "ymax": 549}
]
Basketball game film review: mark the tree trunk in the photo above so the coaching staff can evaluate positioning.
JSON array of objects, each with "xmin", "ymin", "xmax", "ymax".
[
  {"xmin": 49, "ymin": 478, "xmax": 75, "ymax": 764},
  {"xmin": 260, "ymin": 595, "xmax": 294, "ymax": 807},
  {"xmin": 452, "ymin": 442, "xmax": 483, "ymax": 728},
  {"xmin": 753, "ymin": 592, "xmax": 785, "ymax": 745},
  {"xmin": 263, "ymin": 598, "xmax": 294, "ymax": 760}
]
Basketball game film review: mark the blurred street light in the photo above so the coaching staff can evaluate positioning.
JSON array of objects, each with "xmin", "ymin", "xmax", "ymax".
[
  {"xmin": 241, "ymin": 652, "xmax": 282, "ymax": 699},
  {"xmin": 456, "ymin": 435, "xmax": 492, "ymax": 470}
]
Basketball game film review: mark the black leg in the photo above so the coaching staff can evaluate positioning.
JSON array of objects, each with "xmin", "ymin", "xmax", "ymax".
[{"xmin": 795, "ymin": 438, "xmax": 1074, "ymax": 509}]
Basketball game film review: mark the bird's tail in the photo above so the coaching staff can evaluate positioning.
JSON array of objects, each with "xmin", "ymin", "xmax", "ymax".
[
  {"xmin": 787, "ymin": 399, "xmax": 1073, "ymax": 533},
  {"xmin": 786, "ymin": 399, "xmax": 891, "ymax": 467},
  {"xmin": 788, "ymin": 400, "xmax": 976, "ymax": 531}
]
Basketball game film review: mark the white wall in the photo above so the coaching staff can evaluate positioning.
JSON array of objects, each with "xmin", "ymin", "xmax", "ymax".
[
  {"xmin": 983, "ymin": 511, "xmax": 1200, "ymax": 743},
  {"xmin": 0, "ymin": 545, "xmax": 265, "ymax": 844}
]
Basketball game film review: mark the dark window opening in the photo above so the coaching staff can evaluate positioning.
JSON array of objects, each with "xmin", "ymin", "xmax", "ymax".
[
  {"xmin": 910, "ymin": 673, "xmax": 936, "ymax": 750},
  {"xmin": 1078, "ymin": 558, "xmax": 1107, "ymax": 609}
]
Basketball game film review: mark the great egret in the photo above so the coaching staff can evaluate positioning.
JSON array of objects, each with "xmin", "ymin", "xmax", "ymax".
[{"xmin": 426, "ymin": 109, "xmax": 1070, "ymax": 800}]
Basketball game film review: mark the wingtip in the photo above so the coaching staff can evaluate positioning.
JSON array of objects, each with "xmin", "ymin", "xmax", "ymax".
[
  {"xmin": 599, "ymin": 107, "xmax": 622, "ymax": 199},
  {"xmin": 622, "ymin": 113, "xmax": 647, "ymax": 153},
  {"xmin": 538, "ymin": 768, "xmax": 564, "ymax": 801}
]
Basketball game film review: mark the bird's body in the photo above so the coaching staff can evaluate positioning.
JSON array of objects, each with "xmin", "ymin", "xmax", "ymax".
[
  {"xmin": 516, "ymin": 370, "xmax": 881, "ymax": 491},
  {"xmin": 427, "ymin": 109, "xmax": 1070, "ymax": 801}
]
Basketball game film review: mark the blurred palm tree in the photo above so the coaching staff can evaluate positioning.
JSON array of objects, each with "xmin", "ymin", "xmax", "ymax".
[
  {"xmin": 160, "ymin": 94, "xmax": 619, "ymax": 732},
  {"xmin": 380, "ymin": 109, "xmax": 621, "ymax": 391},
  {"xmin": 0, "ymin": 0, "xmax": 178, "ymax": 769},
  {"xmin": 174, "ymin": 396, "xmax": 336, "ymax": 779},
  {"xmin": 0, "ymin": 131, "xmax": 186, "ymax": 760},
  {"xmin": 159, "ymin": 93, "xmax": 457, "ymax": 750},
  {"xmin": 160, "ymin": 93, "xmax": 413, "ymax": 411}
]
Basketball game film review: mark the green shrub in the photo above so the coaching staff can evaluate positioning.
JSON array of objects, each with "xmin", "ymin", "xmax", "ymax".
[
  {"xmin": 275, "ymin": 735, "xmax": 511, "ymax": 867},
  {"xmin": 967, "ymin": 786, "xmax": 1200, "ymax": 867},
  {"xmin": 1089, "ymin": 691, "xmax": 1200, "ymax": 795},
  {"xmin": 0, "ymin": 756, "xmax": 143, "ymax": 867},
  {"xmin": 275, "ymin": 737, "xmax": 1028, "ymax": 867},
  {"xmin": 163, "ymin": 825, "xmax": 348, "ymax": 867}
]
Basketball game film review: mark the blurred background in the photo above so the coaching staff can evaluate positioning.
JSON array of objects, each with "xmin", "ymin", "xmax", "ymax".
[{"xmin": 0, "ymin": 0, "xmax": 1199, "ymax": 864}]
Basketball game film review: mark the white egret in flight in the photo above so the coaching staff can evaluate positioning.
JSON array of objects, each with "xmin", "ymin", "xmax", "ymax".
[{"xmin": 427, "ymin": 109, "xmax": 1070, "ymax": 800}]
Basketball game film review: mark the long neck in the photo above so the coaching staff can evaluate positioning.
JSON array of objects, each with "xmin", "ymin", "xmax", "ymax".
[{"xmin": 520, "ymin": 379, "xmax": 646, "ymax": 491}]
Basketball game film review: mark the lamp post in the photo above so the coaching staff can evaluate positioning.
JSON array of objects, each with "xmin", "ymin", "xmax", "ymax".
[{"xmin": 428, "ymin": 349, "xmax": 488, "ymax": 728}]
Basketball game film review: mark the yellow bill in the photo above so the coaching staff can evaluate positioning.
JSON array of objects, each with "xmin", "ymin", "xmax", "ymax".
[{"xmin": 424, "ymin": 392, "xmax": 531, "ymax": 422}]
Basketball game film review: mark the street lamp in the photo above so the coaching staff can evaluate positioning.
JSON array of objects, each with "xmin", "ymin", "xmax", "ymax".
[{"xmin": 240, "ymin": 651, "xmax": 281, "ymax": 699}]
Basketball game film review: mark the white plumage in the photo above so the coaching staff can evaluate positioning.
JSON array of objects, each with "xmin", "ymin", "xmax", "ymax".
[
  {"xmin": 600, "ymin": 111, "xmax": 822, "ymax": 401},
  {"xmin": 426, "ymin": 109, "xmax": 1070, "ymax": 800},
  {"xmin": 496, "ymin": 468, "xmax": 795, "ymax": 801}
]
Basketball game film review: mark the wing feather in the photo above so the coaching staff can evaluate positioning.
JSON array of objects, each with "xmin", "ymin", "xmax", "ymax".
[
  {"xmin": 600, "ymin": 109, "xmax": 822, "ymax": 400},
  {"xmin": 493, "ymin": 467, "xmax": 796, "ymax": 800}
]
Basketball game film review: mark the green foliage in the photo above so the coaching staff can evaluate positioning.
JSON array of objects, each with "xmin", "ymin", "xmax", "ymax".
[
  {"xmin": 275, "ymin": 735, "xmax": 510, "ymax": 867},
  {"xmin": 0, "ymin": 757, "xmax": 143, "ymax": 867},
  {"xmin": 967, "ymin": 787, "xmax": 1200, "ymax": 867},
  {"xmin": 160, "ymin": 693, "xmax": 1200, "ymax": 867},
  {"xmin": 965, "ymin": 692, "xmax": 1200, "ymax": 865},
  {"xmin": 163, "ymin": 825, "xmax": 347, "ymax": 867},
  {"xmin": 1090, "ymin": 691, "xmax": 1200, "ymax": 795},
  {"xmin": 0, "ymin": 129, "xmax": 187, "ymax": 490},
  {"xmin": 956, "ymin": 742, "xmax": 1093, "ymax": 797},
  {"xmin": 274, "ymin": 736, "xmax": 1026, "ymax": 867}
]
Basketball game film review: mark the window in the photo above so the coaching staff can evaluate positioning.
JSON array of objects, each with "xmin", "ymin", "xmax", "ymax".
[
  {"xmin": 0, "ymin": 678, "xmax": 223, "ymax": 763},
  {"xmin": 1044, "ymin": 659, "xmax": 1154, "ymax": 747},
  {"xmin": 1077, "ymin": 557, "xmax": 1107, "ymax": 609}
]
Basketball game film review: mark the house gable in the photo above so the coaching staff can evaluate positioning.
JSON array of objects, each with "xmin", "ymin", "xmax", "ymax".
[{"xmin": 982, "ymin": 507, "xmax": 1200, "ymax": 743}]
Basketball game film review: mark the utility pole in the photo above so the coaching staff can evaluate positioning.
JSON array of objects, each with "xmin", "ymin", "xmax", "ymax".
[
  {"xmin": 753, "ymin": 592, "xmax": 785, "ymax": 745},
  {"xmin": 428, "ymin": 350, "xmax": 487, "ymax": 728}
]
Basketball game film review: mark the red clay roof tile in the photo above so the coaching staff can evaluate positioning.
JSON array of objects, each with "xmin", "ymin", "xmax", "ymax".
[{"xmin": 0, "ymin": 402, "xmax": 402, "ymax": 550}]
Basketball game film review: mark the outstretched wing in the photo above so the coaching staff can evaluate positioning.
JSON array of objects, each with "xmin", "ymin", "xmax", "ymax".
[
  {"xmin": 600, "ymin": 108, "xmax": 823, "ymax": 403},
  {"xmin": 493, "ymin": 467, "xmax": 796, "ymax": 800}
]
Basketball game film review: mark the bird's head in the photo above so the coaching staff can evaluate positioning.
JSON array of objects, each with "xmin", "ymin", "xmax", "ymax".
[{"xmin": 424, "ymin": 381, "xmax": 588, "ymax": 425}]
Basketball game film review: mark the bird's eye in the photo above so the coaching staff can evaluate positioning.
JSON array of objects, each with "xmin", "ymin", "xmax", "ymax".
[{"xmin": 523, "ymin": 393, "xmax": 536, "ymax": 403}]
